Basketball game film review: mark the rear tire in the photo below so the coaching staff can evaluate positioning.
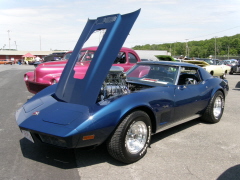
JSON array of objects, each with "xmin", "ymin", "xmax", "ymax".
[
  {"xmin": 201, "ymin": 91, "xmax": 224, "ymax": 123},
  {"xmin": 107, "ymin": 110, "xmax": 151, "ymax": 163}
]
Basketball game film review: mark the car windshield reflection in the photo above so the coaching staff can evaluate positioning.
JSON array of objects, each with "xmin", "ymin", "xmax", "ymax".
[{"xmin": 127, "ymin": 64, "xmax": 179, "ymax": 85}]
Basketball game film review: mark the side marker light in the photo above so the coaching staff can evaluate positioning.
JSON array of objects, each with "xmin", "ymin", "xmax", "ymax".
[{"xmin": 82, "ymin": 135, "xmax": 95, "ymax": 140}]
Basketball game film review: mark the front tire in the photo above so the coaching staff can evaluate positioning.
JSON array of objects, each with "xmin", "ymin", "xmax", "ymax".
[
  {"xmin": 201, "ymin": 91, "xmax": 225, "ymax": 123},
  {"xmin": 107, "ymin": 110, "xmax": 152, "ymax": 163}
]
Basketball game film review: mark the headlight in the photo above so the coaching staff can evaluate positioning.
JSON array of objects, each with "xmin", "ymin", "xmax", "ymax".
[{"xmin": 24, "ymin": 74, "xmax": 28, "ymax": 81}]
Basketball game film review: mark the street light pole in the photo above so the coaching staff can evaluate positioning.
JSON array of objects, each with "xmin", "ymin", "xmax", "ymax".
[{"xmin": 7, "ymin": 30, "xmax": 11, "ymax": 50}]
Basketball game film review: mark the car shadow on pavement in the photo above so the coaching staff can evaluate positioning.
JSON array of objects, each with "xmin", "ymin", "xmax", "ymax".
[
  {"xmin": 74, "ymin": 118, "xmax": 202, "ymax": 167},
  {"xmin": 19, "ymin": 138, "xmax": 77, "ymax": 169},
  {"xmin": 150, "ymin": 118, "xmax": 201, "ymax": 144},
  {"xmin": 235, "ymin": 81, "xmax": 240, "ymax": 88},
  {"xmin": 19, "ymin": 118, "xmax": 203, "ymax": 168},
  {"xmin": 74, "ymin": 144, "xmax": 125, "ymax": 167},
  {"xmin": 20, "ymin": 137, "xmax": 123, "ymax": 168},
  {"xmin": 217, "ymin": 164, "xmax": 240, "ymax": 180},
  {"xmin": 232, "ymin": 81, "xmax": 240, "ymax": 91}
]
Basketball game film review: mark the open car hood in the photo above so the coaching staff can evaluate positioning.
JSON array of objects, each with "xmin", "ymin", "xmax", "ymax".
[
  {"xmin": 54, "ymin": 10, "xmax": 140, "ymax": 106},
  {"xmin": 183, "ymin": 60, "xmax": 210, "ymax": 67}
]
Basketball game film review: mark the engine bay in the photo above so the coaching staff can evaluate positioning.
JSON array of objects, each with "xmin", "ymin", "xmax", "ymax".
[{"xmin": 97, "ymin": 66, "xmax": 152, "ymax": 103}]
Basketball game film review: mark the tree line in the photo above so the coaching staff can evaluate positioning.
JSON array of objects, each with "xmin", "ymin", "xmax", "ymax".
[{"xmin": 132, "ymin": 34, "xmax": 240, "ymax": 59}]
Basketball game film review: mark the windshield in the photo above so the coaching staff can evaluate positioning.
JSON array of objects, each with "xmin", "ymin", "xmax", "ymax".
[
  {"xmin": 79, "ymin": 50, "xmax": 96, "ymax": 62},
  {"xmin": 62, "ymin": 52, "xmax": 72, "ymax": 60},
  {"xmin": 127, "ymin": 64, "xmax": 179, "ymax": 85},
  {"xmin": 203, "ymin": 59, "xmax": 216, "ymax": 65},
  {"xmin": 63, "ymin": 50, "xmax": 128, "ymax": 63}
]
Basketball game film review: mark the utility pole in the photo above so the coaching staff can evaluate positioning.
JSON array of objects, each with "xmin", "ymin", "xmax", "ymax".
[
  {"xmin": 173, "ymin": 42, "xmax": 175, "ymax": 57},
  {"xmin": 15, "ymin": 41, "xmax": 17, "ymax": 50},
  {"xmin": 170, "ymin": 44, "xmax": 172, "ymax": 56},
  {"xmin": 185, "ymin": 39, "xmax": 188, "ymax": 57},
  {"xmin": 7, "ymin": 30, "xmax": 11, "ymax": 50},
  {"xmin": 215, "ymin": 36, "xmax": 217, "ymax": 59},
  {"xmin": 40, "ymin": 35, "xmax": 42, "ymax": 51},
  {"xmin": 227, "ymin": 45, "xmax": 229, "ymax": 59}
]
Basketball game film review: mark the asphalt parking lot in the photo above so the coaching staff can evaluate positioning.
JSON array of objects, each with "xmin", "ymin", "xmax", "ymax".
[{"xmin": 0, "ymin": 64, "xmax": 240, "ymax": 180}]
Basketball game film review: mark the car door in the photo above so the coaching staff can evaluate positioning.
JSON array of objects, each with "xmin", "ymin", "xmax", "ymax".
[
  {"xmin": 173, "ymin": 67, "xmax": 209, "ymax": 123},
  {"xmin": 215, "ymin": 60, "xmax": 225, "ymax": 75}
]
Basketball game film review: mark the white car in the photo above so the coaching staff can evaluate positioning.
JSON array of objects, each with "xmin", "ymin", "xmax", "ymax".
[
  {"xmin": 223, "ymin": 59, "xmax": 238, "ymax": 66},
  {"xmin": 184, "ymin": 59, "xmax": 231, "ymax": 79}
]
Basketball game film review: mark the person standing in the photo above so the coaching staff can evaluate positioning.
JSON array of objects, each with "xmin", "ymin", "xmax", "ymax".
[{"xmin": 35, "ymin": 56, "xmax": 41, "ymax": 62}]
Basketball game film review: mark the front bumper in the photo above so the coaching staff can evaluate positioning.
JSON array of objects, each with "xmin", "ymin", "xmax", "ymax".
[
  {"xmin": 19, "ymin": 126, "xmax": 108, "ymax": 149},
  {"xmin": 25, "ymin": 80, "xmax": 50, "ymax": 94},
  {"xmin": 19, "ymin": 127, "xmax": 80, "ymax": 148}
]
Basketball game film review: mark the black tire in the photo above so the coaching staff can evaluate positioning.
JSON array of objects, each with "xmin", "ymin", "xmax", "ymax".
[
  {"xmin": 107, "ymin": 110, "xmax": 152, "ymax": 163},
  {"xmin": 221, "ymin": 71, "xmax": 227, "ymax": 79},
  {"xmin": 201, "ymin": 91, "xmax": 225, "ymax": 123}
]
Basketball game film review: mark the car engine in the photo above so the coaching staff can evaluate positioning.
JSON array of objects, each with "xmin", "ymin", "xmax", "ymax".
[{"xmin": 97, "ymin": 66, "xmax": 130, "ymax": 102}]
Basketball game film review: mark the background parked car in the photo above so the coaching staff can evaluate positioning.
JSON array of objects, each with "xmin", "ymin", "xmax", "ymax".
[
  {"xmin": 33, "ymin": 52, "xmax": 67, "ymax": 67},
  {"xmin": 223, "ymin": 59, "xmax": 238, "ymax": 66},
  {"xmin": 24, "ymin": 46, "xmax": 141, "ymax": 94},
  {"xmin": 229, "ymin": 60, "xmax": 240, "ymax": 74},
  {"xmin": 185, "ymin": 59, "xmax": 231, "ymax": 79},
  {"xmin": 0, "ymin": 60, "xmax": 13, "ymax": 65}
]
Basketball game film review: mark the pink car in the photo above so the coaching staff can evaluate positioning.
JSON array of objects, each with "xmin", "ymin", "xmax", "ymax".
[{"xmin": 24, "ymin": 46, "xmax": 141, "ymax": 94}]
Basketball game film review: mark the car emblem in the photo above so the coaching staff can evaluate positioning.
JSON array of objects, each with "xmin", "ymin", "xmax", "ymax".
[{"xmin": 32, "ymin": 111, "xmax": 40, "ymax": 115}]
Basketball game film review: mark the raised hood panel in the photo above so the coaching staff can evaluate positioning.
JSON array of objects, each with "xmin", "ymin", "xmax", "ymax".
[
  {"xmin": 55, "ymin": 10, "xmax": 140, "ymax": 106},
  {"xmin": 183, "ymin": 60, "xmax": 209, "ymax": 67}
]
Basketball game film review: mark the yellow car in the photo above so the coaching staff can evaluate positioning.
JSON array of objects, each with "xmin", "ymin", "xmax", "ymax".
[{"xmin": 184, "ymin": 59, "xmax": 230, "ymax": 79}]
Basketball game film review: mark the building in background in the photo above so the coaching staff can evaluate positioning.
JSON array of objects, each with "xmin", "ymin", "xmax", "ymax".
[{"xmin": 0, "ymin": 50, "xmax": 67, "ymax": 64}]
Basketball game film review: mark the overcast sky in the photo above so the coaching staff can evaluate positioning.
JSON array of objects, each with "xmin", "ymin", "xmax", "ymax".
[{"xmin": 1, "ymin": 0, "xmax": 240, "ymax": 51}]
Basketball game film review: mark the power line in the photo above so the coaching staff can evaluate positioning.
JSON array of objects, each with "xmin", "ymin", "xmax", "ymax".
[{"xmin": 188, "ymin": 26, "xmax": 240, "ymax": 40}]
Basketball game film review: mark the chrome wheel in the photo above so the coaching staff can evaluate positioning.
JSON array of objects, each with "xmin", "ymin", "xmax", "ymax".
[
  {"xmin": 125, "ymin": 121, "xmax": 148, "ymax": 154},
  {"xmin": 213, "ymin": 96, "xmax": 223, "ymax": 118}
]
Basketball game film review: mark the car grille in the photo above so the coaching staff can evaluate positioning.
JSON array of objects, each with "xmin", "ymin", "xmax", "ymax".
[
  {"xmin": 39, "ymin": 134, "xmax": 67, "ymax": 147},
  {"xmin": 27, "ymin": 81, "xmax": 48, "ymax": 93}
]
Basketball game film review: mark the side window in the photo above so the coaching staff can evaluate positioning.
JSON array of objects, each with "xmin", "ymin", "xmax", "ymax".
[
  {"xmin": 128, "ymin": 53, "xmax": 138, "ymax": 63},
  {"xmin": 114, "ymin": 52, "xmax": 126, "ymax": 64},
  {"xmin": 178, "ymin": 67, "xmax": 201, "ymax": 85}
]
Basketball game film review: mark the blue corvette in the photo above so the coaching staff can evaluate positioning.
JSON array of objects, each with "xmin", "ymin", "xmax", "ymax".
[{"xmin": 16, "ymin": 10, "xmax": 229, "ymax": 163}]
